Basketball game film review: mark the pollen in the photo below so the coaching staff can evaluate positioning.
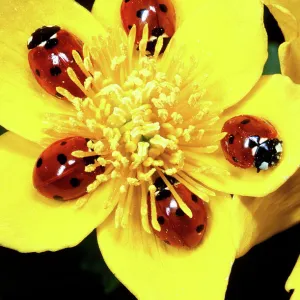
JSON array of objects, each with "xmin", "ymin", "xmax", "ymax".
[{"xmin": 44, "ymin": 25, "xmax": 230, "ymax": 233}]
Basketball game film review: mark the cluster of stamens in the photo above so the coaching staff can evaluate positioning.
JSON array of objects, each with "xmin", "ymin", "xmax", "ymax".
[{"xmin": 44, "ymin": 25, "xmax": 229, "ymax": 232}]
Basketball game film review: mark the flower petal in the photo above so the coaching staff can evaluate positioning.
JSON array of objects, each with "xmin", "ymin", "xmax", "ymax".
[
  {"xmin": 265, "ymin": 2, "xmax": 298, "ymax": 41},
  {"xmin": 231, "ymin": 169, "xmax": 300, "ymax": 257},
  {"xmin": 159, "ymin": 0, "xmax": 267, "ymax": 110},
  {"xmin": 0, "ymin": 132, "xmax": 117, "ymax": 252},
  {"xmin": 185, "ymin": 75, "xmax": 300, "ymax": 197},
  {"xmin": 92, "ymin": 0, "xmax": 207, "ymax": 30},
  {"xmin": 93, "ymin": 0, "xmax": 266, "ymax": 110},
  {"xmin": 97, "ymin": 194, "xmax": 236, "ymax": 300},
  {"xmin": 286, "ymin": 256, "xmax": 300, "ymax": 300},
  {"xmin": 92, "ymin": 0, "xmax": 122, "ymax": 30},
  {"xmin": 279, "ymin": 38, "xmax": 300, "ymax": 84},
  {"xmin": 0, "ymin": 0, "xmax": 106, "ymax": 143},
  {"xmin": 264, "ymin": 1, "xmax": 300, "ymax": 83},
  {"xmin": 97, "ymin": 170, "xmax": 300, "ymax": 298}
]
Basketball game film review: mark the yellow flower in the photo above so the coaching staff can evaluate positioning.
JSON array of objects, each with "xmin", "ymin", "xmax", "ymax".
[
  {"xmin": 286, "ymin": 256, "xmax": 300, "ymax": 300},
  {"xmin": 263, "ymin": 0, "xmax": 300, "ymax": 295},
  {"xmin": 264, "ymin": 0, "xmax": 300, "ymax": 83},
  {"xmin": 0, "ymin": 0, "xmax": 300, "ymax": 299}
]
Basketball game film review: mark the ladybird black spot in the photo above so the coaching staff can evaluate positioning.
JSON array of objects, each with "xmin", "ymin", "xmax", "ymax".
[
  {"xmin": 45, "ymin": 38, "xmax": 58, "ymax": 49},
  {"xmin": 27, "ymin": 25, "xmax": 60, "ymax": 49},
  {"xmin": 60, "ymin": 141, "xmax": 67, "ymax": 146},
  {"xmin": 164, "ymin": 240, "xmax": 170, "ymax": 245},
  {"xmin": 136, "ymin": 9, "xmax": 147, "ymax": 19},
  {"xmin": 228, "ymin": 135, "xmax": 234, "ymax": 144},
  {"xmin": 53, "ymin": 195, "xmax": 64, "ymax": 201},
  {"xmin": 159, "ymin": 4, "xmax": 168, "ymax": 12},
  {"xmin": 57, "ymin": 153, "xmax": 67, "ymax": 165},
  {"xmin": 175, "ymin": 208, "xmax": 185, "ymax": 217},
  {"xmin": 55, "ymin": 92, "xmax": 64, "ymax": 99},
  {"xmin": 152, "ymin": 27, "xmax": 165, "ymax": 37},
  {"xmin": 191, "ymin": 194, "xmax": 198, "ymax": 202},
  {"xmin": 70, "ymin": 177, "xmax": 80, "ymax": 188},
  {"xmin": 232, "ymin": 156, "xmax": 239, "ymax": 163},
  {"xmin": 36, "ymin": 158, "xmax": 43, "ymax": 168},
  {"xmin": 35, "ymin": 69, "xmax": 40, "ymax": 77},
  {"xmin": 50, "ymin": 66, "xmax": 62, "ymax": 76},
  {"xmin": 124, "ymin": 0, "xmax": 130, "ymax": 2},
  {"xmin": 241, "ymin": 119, "xmax": 250, "ymax": 125},
  {"xmin": 196, "ymin": 224, "xmax": 204, "ymax": 233},
  {"xmin": 157, "ymin": 216, "xmax": 165, "ymax": 225},
  {"xmin": 128, "ymin": 25, "xmax": 133, "ymax": 30}
]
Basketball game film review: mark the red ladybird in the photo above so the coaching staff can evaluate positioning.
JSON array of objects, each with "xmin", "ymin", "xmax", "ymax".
[
  {"xmin": 148, "ymin": 176, "xmax": 207, "ymax": 248},
  {"xmin": 33, "ymin": 137, "xmax": 104, "ymax": 201},
  {"xmin": 121, "ymin": 0, "xmax": 176, "ymax": 55},
  {"xmin": 221, "ymin": 115, "xmax": 283, "ymax": 172},
  {"xmin": 27, "ymin": 26, "xmax": 86, "ymax": 100}
]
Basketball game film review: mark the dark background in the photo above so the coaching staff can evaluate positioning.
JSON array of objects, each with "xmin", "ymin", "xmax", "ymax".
[{"xmin": 0, "ymin": 3, "xmax": 299, "ymax": 299}]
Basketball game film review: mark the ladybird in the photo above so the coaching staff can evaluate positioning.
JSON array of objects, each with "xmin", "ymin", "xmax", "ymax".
[
  {"xmin": 121, "ymin": 0, "xmax": 176, "ymax": 55},
  {"xmin": 33, "ymin": 137, "xmax": 104, "ymax": 201},
  {"xmin": 221, "ymin": 115, "xmax": 283, "ymax": 172},
  {"xmin": 148, "ymin": 176, "xmax": 207, "ymax": 248},
  {"xmin": 27, "ymin": 26, "xmax": 86, "ymax": 100}
]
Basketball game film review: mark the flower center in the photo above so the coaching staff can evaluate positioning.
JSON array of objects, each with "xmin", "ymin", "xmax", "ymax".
[{"xmin": 43, "ymin": 25, "xmax": 227, "ymax": 233}]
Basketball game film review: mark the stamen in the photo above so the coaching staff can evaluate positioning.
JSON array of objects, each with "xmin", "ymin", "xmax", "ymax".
[
  {"xmin": 149, "ymin": 183, "xmax": 161, "ymax": 231},
  {"xmin": 157, "ymin": 169, "xmax": 192, "ymax": 218},
  {"xmin": 140, "ymin": 181, "xmax": 152, "ymax": 234},
  {"xmin": 44, "ymin": 26, "xmax": 227, "ymax": 236}
]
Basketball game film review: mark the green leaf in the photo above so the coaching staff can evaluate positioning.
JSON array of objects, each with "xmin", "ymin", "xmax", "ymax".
[{"xmin": 263, "ymin": 42, "xmax": 281, "ymax": 75}]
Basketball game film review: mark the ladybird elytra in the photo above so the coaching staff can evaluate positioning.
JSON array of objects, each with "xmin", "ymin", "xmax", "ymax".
[{"xmin": 27, "ymin": 26, "xmax": 86, "ymax": 100}]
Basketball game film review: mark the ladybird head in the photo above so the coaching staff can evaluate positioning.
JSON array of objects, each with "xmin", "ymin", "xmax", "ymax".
[
  {"xmin": 254, "ymin": 138, "xmax": 283, "ymax": 172},
  {"xmin": 27, "ymin": 25, "xmax": 60, "ymax": 49}
]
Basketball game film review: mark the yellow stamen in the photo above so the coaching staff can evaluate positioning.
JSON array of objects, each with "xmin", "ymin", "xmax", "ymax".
[
  {"xmin": 140, "ymin": 182, "xmax": 152, "ymax": 234},
  {"xmin": 44, "ymin": 26, "xmax": 229, "ymax": 235},
  {"xmin": 157, "ymin": 169, "xmax": 192, "ymax": 218},
  {"xmin": 149, "ymin": 184, "xmax": 161, "ymax": 231}
]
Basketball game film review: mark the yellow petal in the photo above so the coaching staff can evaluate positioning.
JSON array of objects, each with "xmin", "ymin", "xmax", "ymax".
[
  {"xmin": 231, "ymin": 168, "xmax": 300, "ymax": 257},
  {"xmin": 97, "ymin": 194, "xmax": 236, "ymax": 300},
  {"xmin": 279, "ymin": 38, "xmax": 300, "ymax": 84},
  {"xmin": 97, "ymin": 170, "xmax": 300, "ymax": 299},
  {"xmin": 0, "ymin": 132, "xmax": 117, "ymax": 253},
  {"xmin": 93, "ymin": 0, "xmax": 266, "ymax": 110},
  {"xmin": 265, "ymin": 2, "xmax": 298, "ymax": 41},
  {"xmin": 92, "ymin": 0, "xmax": 207, "ymax": 30},
  {"xmin": 264, "ymin": 0, "xmax": 300, "ymax": 83},
  {"xmin": 185, "ymin": 75, "xmax": 300, "ymax": 197},
  {"xmin": 92, "ymin": 0, "xmax": 122, "ymax": 30},
  {"xmin": 286, "ymin": 256, "xmax": 300, "ymax": 300},
  {"xmin": 159, "ymin": 0, "xmax": 267, "ymax": 110},
  {"xmin": 0, "ymin": 0, "xmax": 106, "ymax": 143}
]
